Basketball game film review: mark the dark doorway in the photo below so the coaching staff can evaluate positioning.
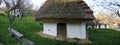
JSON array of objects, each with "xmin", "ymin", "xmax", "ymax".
[{"xmin": 57, "ymin": 23, "xmax": 67, "ymax": 40}]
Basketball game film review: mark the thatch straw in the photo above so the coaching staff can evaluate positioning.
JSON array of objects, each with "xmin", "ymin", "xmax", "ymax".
[{"xmin": 35, "ymin": 0, "xmax": 95, "ymax": 22}]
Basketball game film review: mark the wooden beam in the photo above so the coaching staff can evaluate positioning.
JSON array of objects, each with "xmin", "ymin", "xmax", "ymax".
[
  {"xmin": 8, "ymin": 28, "xmax": 35, "ymax": 45},
  {"xmin": 11, "ymin": 29, "xmax": 23, "ymax": 38},
  {"xmin": 21, "ymin": 38, "xmax": 35, "ymax": 45},
  {"xmin": 0, "ymin": 43, "xmax": 4, "ymax": 45}
]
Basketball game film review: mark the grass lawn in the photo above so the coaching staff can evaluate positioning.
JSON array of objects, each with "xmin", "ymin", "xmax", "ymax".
[
  {"xmin": 0, "ymin": 15, "xmax": 120, "ymax": 45},
  {"xmin": 86, "ymin": 29, "xmax": 120, "ymax": 45}
]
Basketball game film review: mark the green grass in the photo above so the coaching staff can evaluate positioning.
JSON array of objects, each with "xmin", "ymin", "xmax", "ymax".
[
  {"xmin": 0, "ymin": 15, "xmax": 120, "ymax": 45},
  {"xmin": 0, "ymin": 16, "xmax": 79, "ymax": 45},
  {"xmin": 85, "ymin": 29, "xmax": 120, "ymax": 45}
]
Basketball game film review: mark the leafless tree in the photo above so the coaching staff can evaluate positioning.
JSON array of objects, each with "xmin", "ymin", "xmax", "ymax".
[
  {"xmin": 3, "ymin": 0, "xmax": 22, "ymax": 11},
  {"xmin": 19, "ymin": 0, "xmax": 33, "ymax": 18},
  {"xmin": 3, "ymin": 0, "xmax": 33, "ymax": 17},
  {"xmin": 2, "ymin": 0, "xmax": 33, "ymax": 37},
  {"xmin": 93, "ymin": 0, "xmax": 120, "ymax": 17},
  {"xmin": 0, "ymin": 0, "xmax": 2, "ymax": 4}
]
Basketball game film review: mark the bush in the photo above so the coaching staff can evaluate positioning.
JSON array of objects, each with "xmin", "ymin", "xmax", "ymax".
[{"xmin": 0, "ymin": 11, "xmax": 7, "ymax": 16}]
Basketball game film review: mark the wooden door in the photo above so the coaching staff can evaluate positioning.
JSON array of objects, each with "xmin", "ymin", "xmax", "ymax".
[{"xmin": 57, "ymin": 23, "xmax": 67, "ymax": 39}]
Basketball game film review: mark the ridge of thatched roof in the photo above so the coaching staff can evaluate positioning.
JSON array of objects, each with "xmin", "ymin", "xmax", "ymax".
[{"xmin": 35, "ymin": 0, "xmax": 95, "ymax": 22}]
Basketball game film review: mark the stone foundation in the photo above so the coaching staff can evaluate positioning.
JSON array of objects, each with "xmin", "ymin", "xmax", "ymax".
[{"xmin": 37, "ymin": 31, "xmax": 92, "ymax": 44}]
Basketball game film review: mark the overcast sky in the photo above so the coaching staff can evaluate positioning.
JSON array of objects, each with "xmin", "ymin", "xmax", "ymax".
[
  {"xmin": 1, "ymin": 0, "xmax": 119, "ymax": 16},
  {"xmin": 31, "ymin": 0, "xmax": 46, "ymax": 10}
]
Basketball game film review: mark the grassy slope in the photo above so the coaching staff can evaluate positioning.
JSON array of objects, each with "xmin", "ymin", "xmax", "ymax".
[
  {"xmin": 0, "ymin": 16, "xmax": 120, "ymax": 45},
  {"xmin": 86, "ymin": 29, "xmax": 120, "ymax": 45},
  {"xmin": 0, "ymin": 16, "xmax": 79, "ymax": 45}
]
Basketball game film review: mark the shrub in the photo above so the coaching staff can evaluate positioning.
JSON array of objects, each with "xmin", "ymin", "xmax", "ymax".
[{"xmin": 0, "ymin": 11, "xmax": 7, "ymax": 16}]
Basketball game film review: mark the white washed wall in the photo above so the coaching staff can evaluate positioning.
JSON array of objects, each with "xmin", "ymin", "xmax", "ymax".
[
  {"xmin": 106, "ymin": 25, "xmax": 110, "ymax": 28},
  {"xmin": 100, "ymin": 25, "xmax": 105, "ymax": 28},
  {"xmin": 67, "ymin": 22, "xmax": 86, "ymax": 39},
  {"xmin": 97, "ymin": 25, "xmax": 99, "ymax": 29},
  {"xmin": 80, "ymin": 22, "xmax": 86, "ymax": 39},
  {"xmin": 43, "ymin": 23, "xmax": 57, "ymax": 36}
]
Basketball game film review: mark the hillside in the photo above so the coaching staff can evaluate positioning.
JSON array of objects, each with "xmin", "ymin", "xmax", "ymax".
[
  {"xmin": 0, "ymin": 16, "xmax": 120, "ymax": 45},
  {"xmin": 0, "ymin": 16, "xmax": 80, "ymax": 45}
]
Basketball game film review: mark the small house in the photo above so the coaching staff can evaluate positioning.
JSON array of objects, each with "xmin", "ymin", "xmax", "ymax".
[
  {"xmin": 35, "ymin": 0, "xmax": 94, "ymax": 44},
  {"xmin": 86, "ymin": 20, "xmax": 110, "ymax": 29}
]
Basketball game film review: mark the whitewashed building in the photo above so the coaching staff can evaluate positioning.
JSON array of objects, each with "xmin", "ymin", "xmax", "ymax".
[
  {"xmin": 35, "ymin": 0, "xmax": 94, "ymax": 44},
  {"xmin": 42, "ymin": 22, "xmax": 87, "ymax": 39}
]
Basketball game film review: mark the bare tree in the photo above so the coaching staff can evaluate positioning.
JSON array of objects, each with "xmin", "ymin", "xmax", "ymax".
[
  {"xmin": 19, "ymin": 0, "xmax": 33, "ymax": 18},
  {"xmin": 0, "ymin": 0, "xmax": 2, "ymax": 4},
  {"xmin": 3, "ymin": 0, "xmax": 22, "ymax": 11},
  {"xmin": 2, "ymin": 0, "xmax": 33, "ymax": 37},
  {"xmin": 93, "ymin": 0, "xmax": 120, "ymax": 17},
  {"xmin": 3, "ymin": 0, "xmax": 33, "ymax": 17}
]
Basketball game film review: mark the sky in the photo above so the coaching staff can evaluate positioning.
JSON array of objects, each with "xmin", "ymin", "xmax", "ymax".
[
  {"xmin": 31, "ymin": 0, "xmax": 46, "ymax": 10},
  {"xmin": 31, "ymin": 0, "xmax": 120, "ymax": 19},
  {"xmin": 31, "ymin": 0, "xmax": 120, "ymax": 11},
  {"xmin": 0, "ymin": 0, "xmax": 46, "ymax": 10},
  {"xmin": 1, "ymin": 0, "xmax": 120, "ymax": 16},
  {"xmin": 84, "ymin": 0, "xmax": 120, "ymax": 16}
]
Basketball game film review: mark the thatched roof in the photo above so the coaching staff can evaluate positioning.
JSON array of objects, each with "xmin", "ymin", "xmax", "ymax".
[{"xmin": 35, "ymin": 0, "xmax": 95, "ymax": 22}]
